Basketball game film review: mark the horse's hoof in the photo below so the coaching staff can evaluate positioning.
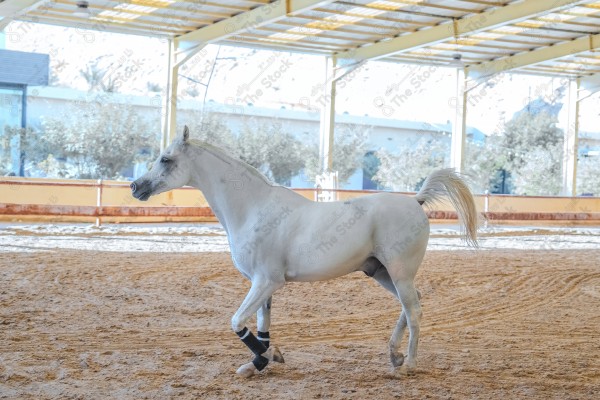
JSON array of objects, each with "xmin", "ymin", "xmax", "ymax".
[
  {"xmin": 236, "ymin": 362, "xmax": 257, "ymax": 378},
  {"xmin": 398, "ymin": 364, "xmax": 417, "ymax": 376},
  {"xmin": 269, "ymin": 346, "xmax": 285, "ymax": 364},
  {"xmin": 390, "ymin": 351, "xmax": 404, "ymax": 367}
]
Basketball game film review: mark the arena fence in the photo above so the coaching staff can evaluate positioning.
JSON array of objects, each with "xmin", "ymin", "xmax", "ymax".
[{"xmin": 1, "ymin": 179, "xmax": 599, "ymax": 225}]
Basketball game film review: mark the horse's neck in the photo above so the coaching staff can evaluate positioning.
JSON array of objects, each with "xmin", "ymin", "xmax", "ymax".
[{"xmin": 188, "ymin": 145, "xmax": 295, "ymax": 232}]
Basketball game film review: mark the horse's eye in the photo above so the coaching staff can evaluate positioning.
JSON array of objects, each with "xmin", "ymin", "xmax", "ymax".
[{"xmin": 160, "ymin": 157, "xmax": 171, "ymax": 163}]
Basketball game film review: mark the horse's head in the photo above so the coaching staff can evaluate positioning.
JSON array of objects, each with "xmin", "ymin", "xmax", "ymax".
[{"xmin": 131, "ymin": 126, "xmax": 193, "ymax": 201}]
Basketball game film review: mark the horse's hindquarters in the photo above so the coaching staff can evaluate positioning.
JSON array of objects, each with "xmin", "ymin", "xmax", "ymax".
[
  {"xmin": 284, "ymin": 194, "xmax": 429, "ymax": 283},
  {"xmin": 370, "ymin": 195, "xmax": 429, "ymax": 278}
]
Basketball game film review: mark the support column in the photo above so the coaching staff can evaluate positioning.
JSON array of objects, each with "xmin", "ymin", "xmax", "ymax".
[
  {"xmin": 316, "ymin": 56, "xmax": 338, "ymax": 201},
  {"xmin": 319, "ymin": 56, "xmax": 337, "ymax": 174},
  {"xmin": 562, "ymin": 78, "xmax": 580, "ymax": 196},
  {"xmin": 161, "ymin": 39, "xmax": 180, "ymax": 151},
  {"xmin": 450, "ymin": 68, "xmax": 467, "ymax": 173}
]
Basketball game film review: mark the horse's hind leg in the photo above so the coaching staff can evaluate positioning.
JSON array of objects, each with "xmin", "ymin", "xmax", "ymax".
[
  {"xmin": 370, "ymin": 263, "xmax": 398, "ymax": 297},
  {"xmin": 370, "ymin": 266, "xmax": 407, "ymax": 368},
  {"xmin": 391, "ymin": 278, "xmax": 422, "ymax": 374}
]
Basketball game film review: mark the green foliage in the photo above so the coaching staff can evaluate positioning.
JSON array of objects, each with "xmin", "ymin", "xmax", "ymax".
[
  {"xmin": 373, "ymin": 137, "xmax": 448, "ymax": 192},
  {"xmin": 464, "ymin": 135, "xmax": 506, "ymax": 194},
  {"xmin": 362, "ymin": 151, "xmax": 382, "ymax": 189},
  {"xmin": 237, "ymin": 118, "xmax": 305, "ymax": 185},
  {"xmin": 304, "ymin": 124, "xmax": 370, "ymax": 185},
  {"xmin": 237, "ymin": 120, "xmax": 270, "ymax": 169},
  {"xmin": 499, "ymin": 110, "xmax": 564, "ymax": 195},
  {"xmin": 1, "ymin": 126, "xmax": 19, "ymax": 174},
  {"xmin": 577, "ymin": 156, "xmax": 600, "ymax": 196},
  {"xmin": 1, "ymin": 126, "xmax": 43, "ymax": 175},
  {"xmin": 182, "ymin": 115, "xmax": 369, "ymax": 186},
  {"xmin": 181, "ymin": 113, "xmax": 307, "ymax": 186},
  {"xmin": 0, "ymin": 125, "xmax": 20, "ymax": 175},
  {"xmin": 503, "ymin": 110, "xmax": 563, "ymax": 171},
  {"xmin": 510, "ymin": 144, "xmax": 563, "ymax": 195},
  {"xmin": 180, "ymin": 112, "xmax": 237, "ymax": 155},
  {"xmin": 80, "ymin": 59, "xmax": 118, "ymax": 92},
  {"xmin": 463, "ymin": 103, "xmax": 566, "ymax": 196},
  {"xmin": 39, "ymin": 102, "xmax": 159, "ymax": 179},
  {"xmin": 80, "ymin": 61, "xmax": 105, "ymax": 91}
]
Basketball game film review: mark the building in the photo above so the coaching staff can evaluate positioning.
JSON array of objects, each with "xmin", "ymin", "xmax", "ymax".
[
  {"xmin": 18, "ymin": 86, "xmax": 487, "ymax": 189},
  {"xmin": 0, "ymin": 44, "xmax": 49, "ymax": 175}
]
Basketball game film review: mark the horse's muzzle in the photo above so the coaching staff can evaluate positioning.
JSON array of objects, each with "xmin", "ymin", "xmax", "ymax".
[{"xmin": 131, "ymin": 180, "xmax": 151, "ymax": 201}]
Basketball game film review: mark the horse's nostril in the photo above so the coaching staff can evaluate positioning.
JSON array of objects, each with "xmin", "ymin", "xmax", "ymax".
[{"xmin": 130, "ymin": 182, "xmax": 137, "ymax": 192}]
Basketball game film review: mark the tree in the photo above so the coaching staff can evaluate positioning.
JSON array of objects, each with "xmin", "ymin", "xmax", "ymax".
[
  {"xmin": 2, "ymin": 126, "xmax": 46, "ymax": 176},
  {"xmin": 80, "ymin": 58, "xmax": 119, "ymax": 92},
  {"xmin": 80, "ymin": 59, "xmax": 107, "ymax": 91},
  {"xmin": 577, "ymin": 156, "xmax": 600, "ymax": 196},
  {"xmin": 362, "ymin": 151, "xmax": 382, "ymax": 190},
  {"xmin": 374, "ymin": 137, "xmax": 448, "ymax": 192},
  {"xmin": 180, "ymin": 112, "xmax": 237, "ymax": 155},
  {"xmin": 502, "ymin": 110, "xmax": 563, "ymax": 172},
  {"xmin": 237, "ymin": 119, "xmax": 270, "ymax": 170},
  {"xmin": 510, "ymin": 144, "xmax": 563, "ymax": 195},
  {"xmin": 237, "ymin": 118, "xmax": 305, "ymax": 185},
  {"xmin": 181, "ymin": 113, "xmax": 306, "ymax": 186},
  {"xmin": 1, "ymin": 126, "xmax": 19, "ymax": 175},
  {"xmin": 39, "ymin": 102, "xmax": 159, "ymax": 179},
  {"xmin": 264, "ymin": 129, "xmax": 306, "ymax": 185},
  {"xmin": 464, "ymin": 135, "xmax": 506, "ymax": 194},
  {"xmin": 304, "ymin": 123, "xmax": 370, "ymax": 185},
  {"xmin": 499, "ymin": 107, "xmax": 564, "ymax": 195}
]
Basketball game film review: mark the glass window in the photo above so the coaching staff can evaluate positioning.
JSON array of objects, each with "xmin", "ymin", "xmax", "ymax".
[{"xmin": 0, "ymin": 85, "xmax": 24, "ymax": 175}]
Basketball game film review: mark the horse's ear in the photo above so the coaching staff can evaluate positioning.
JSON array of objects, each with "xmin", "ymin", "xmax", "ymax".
[{"xmin": 182, "ymin": 125, "xmax": 189, "ymax": 143}]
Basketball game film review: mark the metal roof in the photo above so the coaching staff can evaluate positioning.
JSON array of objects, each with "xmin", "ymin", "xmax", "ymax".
[
  {"xmin": 1, "ymin": 0, "xmax": 600, "ymax": 84},
  {"xmin": 0, "ymin": 48, "xmax": 49, "ymax": 86}
]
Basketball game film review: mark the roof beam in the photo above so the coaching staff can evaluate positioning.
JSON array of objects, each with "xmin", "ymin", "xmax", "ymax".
[
  {"xmin": 579, "ymin": 72, "xmax": 600, "ymax": 100},
  {"xmin": 176, "ymin": 0, "xmax": 334, "ymax": 49},
  {"xmin": 335, "ymin": 0, "xmax": 589, "ymax": 64},
  {"xmin": 0, "ymin": 0, "xmax": 47, "ymax": 17},
  {"xmin": 0, "ymin": 0, "xmax": 48, "ymax": 30},
  {"xmin": 466, "ymin": 33, "xmax": 600, "ymax": 79}
]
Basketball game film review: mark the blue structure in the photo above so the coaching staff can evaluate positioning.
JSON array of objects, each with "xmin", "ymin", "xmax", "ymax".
[{"xmin": 0, "ymin": 48, "xmax": 49, "ymax": 175}]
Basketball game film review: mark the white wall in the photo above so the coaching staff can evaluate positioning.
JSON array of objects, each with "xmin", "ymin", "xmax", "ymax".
[{"xmin": 22, "ymin": 87, "xmax": 461, "ymax": 189}]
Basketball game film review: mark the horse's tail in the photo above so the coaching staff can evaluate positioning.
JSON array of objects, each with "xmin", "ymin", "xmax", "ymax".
[{"xmin": 415, "ymin": 168, "xmax": 479, "ymax": 247}]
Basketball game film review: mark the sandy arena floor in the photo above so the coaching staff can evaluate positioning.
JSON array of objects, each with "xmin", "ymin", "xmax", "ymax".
[{"xmin": 0, "ymin": 225, "xmax": 599, "ymax": 399}]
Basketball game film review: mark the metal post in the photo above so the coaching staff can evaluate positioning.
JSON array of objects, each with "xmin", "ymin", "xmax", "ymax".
[
  {"xmin": 161, "ymin": 39, "xmax": 180, "ymax": 151},
  {"xmin": 484, "ymin": 190, "xmax": 490, "ymax": 228},
  {"xmin": 562, "ymin": 78, "xmax": 580, "ymax": 196},
  {"xmin": 19, "ymin": 84, "xmax": 27, "ymax": 176},
  {"xmin": 317, "ymin": 56, "xmax": 338, "ymax": 201},
  {"xmin": 451, "ymin": 68, "xmax": 467, "ymax": 173},
  {"xmin": 95, "ymin": 178, "xmax": 103, "ymax": 227},
  {"xmin": 319, "ymin": 56, "xmax": 337, "ymax": 174}
]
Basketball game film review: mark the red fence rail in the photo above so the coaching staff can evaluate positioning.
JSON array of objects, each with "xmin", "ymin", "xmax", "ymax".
[
  {"xmin": 2, "ymin": 203, "xmax": 599, "ymax": 222},
  {"xmin": 2, "ymin": 179, "xmax": 600, "ymax": 224},
  {"xmin": 0, "ymin": 203, "xmax": 213, "ymax": 217}
]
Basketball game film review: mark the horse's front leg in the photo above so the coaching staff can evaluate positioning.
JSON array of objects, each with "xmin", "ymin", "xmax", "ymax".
[
  {"xmin": 232, "ymin": 279, "xmax": 285, "ymax": 378},
  {"xmin": 257, "ymin": 296, "xmax": 273, "ymax": 350}
]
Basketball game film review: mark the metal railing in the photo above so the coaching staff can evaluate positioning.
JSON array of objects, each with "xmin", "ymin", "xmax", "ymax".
[
  {"xmin": 1, "ymin": 179, "xmax": 600, "ymax": 224},
  {"xmin": 0, "ymin": 179, "xmax": 209, "ymax": 226}
]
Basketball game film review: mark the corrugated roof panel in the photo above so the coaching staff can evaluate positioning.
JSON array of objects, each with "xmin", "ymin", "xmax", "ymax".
[
  {"xmin": 0, "ymin": 49, "xmax": 49, "ymax": 86},
  {"xmin": 1, "ymin": 0, "xmax": 599, "ymax": 78}
]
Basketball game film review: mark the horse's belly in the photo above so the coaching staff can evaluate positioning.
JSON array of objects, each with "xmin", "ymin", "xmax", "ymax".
[{"xmin": 284, "ymin": 240, "xmax": 372, "ymax": 282}]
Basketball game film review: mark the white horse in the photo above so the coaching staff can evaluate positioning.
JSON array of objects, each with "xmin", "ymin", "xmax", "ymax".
[{"xmin": 131, "ymin": 126, "xmax": 478, "ymax": 378}]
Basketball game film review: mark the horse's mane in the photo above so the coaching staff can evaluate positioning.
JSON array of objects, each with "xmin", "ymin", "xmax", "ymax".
[{"xmin": 188, "ymin": 139, "xmax": 277, "ymax": 187}]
